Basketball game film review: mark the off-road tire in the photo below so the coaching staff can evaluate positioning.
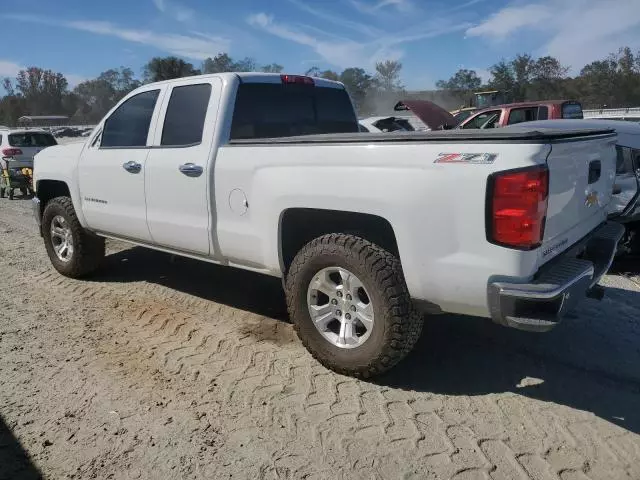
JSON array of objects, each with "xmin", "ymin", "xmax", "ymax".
[
  {"xmin": 42, "ymin": 196, "xmax": 105, "ymax": 278},
  {"xmin": 285, "ymin": 233, "xmax": 424, "ymax": 378}
]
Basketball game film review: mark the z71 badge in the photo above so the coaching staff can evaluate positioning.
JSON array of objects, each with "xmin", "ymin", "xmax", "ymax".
[{"xmin": 434, "ymin": 153, "xmax": 497, "ymax": 164}]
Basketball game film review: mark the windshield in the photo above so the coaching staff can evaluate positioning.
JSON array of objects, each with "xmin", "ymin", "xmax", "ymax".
[
  {"xmin": 453, "ymin": 110, "xmax": 474, "ymax": 124},
  {"xmin": 9, "ymin": 132, "xmax": 57, "ymax": 148}
]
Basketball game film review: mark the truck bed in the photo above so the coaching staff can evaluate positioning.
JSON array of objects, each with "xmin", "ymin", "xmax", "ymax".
[{"xmin": 228, "ymin": 127, "xmax": 615, "ymax": 145}]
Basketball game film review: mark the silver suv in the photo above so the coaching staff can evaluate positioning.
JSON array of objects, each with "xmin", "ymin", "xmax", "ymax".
[{"xmin": 1, "ymin": 128, "xmax": 58, "ymax": 166}]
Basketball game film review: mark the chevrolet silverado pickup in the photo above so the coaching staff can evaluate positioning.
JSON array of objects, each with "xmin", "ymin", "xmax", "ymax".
[{"xmin": 32, "ymin": 73, "xmax": 623, "ymax": 378}]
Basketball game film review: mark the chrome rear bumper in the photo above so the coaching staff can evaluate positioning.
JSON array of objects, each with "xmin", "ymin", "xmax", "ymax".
[{"xmin": 488, "ymin": 222, "xmax": 625, "ymax": 332}]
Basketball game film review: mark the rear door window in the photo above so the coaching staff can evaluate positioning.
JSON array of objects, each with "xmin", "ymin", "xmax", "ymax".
[
  {"xmin": 537, "ymin": 106, "xmax": 548, "ymax": 120},
  {"xmin": 161, "ymin": 84, "xmax": 212, "ymax": 146},
  {"xmin": 230, "ymin": 83, "xmax": 358, "ymax": 139},
  {"xmin": 102, "ymin": 89, "xmax": 160, "ymax": 148},
  {"xmin": 507, "ymin": 108, "xmax": 539, "ymax": 125},
  {"xmin": 8, "ymin": 132, "xmax": 57, "ymax": 147},
  {"xmin": 562, "ymin": 102, "xmax": 583, "ymax": 119}
]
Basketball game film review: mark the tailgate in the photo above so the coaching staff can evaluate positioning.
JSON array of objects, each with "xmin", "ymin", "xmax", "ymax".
[{"xmin": 540, "ymin": 133, "xmax": 617, "ymax": 263}]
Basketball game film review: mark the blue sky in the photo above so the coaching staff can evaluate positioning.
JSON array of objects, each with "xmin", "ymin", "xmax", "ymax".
[{"xmin": 1, "ymin": 0, "xmax": 639, "ymax": 90}]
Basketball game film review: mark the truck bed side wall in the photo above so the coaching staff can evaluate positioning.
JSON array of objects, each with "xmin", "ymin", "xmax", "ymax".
[{"xmin": 214, "ymin": 141, "xmax": 548, "ymax": 318}]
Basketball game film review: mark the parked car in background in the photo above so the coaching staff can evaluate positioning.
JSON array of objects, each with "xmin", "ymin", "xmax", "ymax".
[
  {"xmin": 1, "ymin": 128, "xmax": 57, "ymax": 165},
  {"xmin": 450, "ymin": 107, "xmax": 477, "ymax": 124},
  {"xmin": 359, "ymin": 116, "xmax": 416, "ymax": 133},
  {"xmin": 514, "ymin": 119, "xmax": 640, "ymax": 254},
  {"xmin": 458, "ymin": 100, "xmax": 584, "ymax": 129},
  {"xmin": 33, "ymin": 73, "xmax": 623, "ymax": 378}
]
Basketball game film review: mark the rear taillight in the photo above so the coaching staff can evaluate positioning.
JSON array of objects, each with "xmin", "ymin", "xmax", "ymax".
[
  {"xmin": 487, "ymin": 166, "xmax": 549, "ymax": 249},
  {"xmin": 2, "ymin": 147, "xmax": 23, "ymax": 157},
  {"xmin": 280, "ymin": 74, "xmax": 314, "ymax": 85}
]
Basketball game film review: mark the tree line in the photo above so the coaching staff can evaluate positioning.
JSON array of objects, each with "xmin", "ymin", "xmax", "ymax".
[
  {"xmin": 1, "ymin": 46, "xmax": 639, "ymax": 126},
  {"xmin": 435, "ymin": 46, "xmax": 640, "ymax": 110}
]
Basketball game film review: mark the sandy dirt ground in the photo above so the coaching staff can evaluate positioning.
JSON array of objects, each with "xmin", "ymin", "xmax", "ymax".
[{"xmin": 1, "ymin": 195, "xmax": 639, "ymax": 480}]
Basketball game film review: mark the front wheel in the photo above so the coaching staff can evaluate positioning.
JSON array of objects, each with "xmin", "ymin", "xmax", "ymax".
[
  {"xmin": 42, "ymin": 196, "xmax": 105, "ymax": 278},
  {"xmin": 286, "ymin": 234, "xmax": 424, "ymax": 378}
]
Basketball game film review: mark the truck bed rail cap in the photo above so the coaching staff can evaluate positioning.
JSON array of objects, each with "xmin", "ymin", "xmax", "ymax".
[{"xmin": 228, "ymin": 127, "xmax": 616, "ymax": 145}]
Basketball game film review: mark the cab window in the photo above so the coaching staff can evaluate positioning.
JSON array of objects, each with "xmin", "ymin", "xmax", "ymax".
[
  {"xmin": 161, "ymin": 84, "xmax": 212, "ymax": 146},
  {"xmin": 507, "ymin": 106, "xmax": 548, "ymax": 125},
  {"xmin": 102, "ymin": 89, "xmax": 160, "ymax": 148}
]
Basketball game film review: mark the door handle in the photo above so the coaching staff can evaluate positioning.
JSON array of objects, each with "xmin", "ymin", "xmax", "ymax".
[
  {"xmin": 179, "ymin": 163, "xmax": 203, "ymax": 177},
  {"xmin": 122, "ymin": 161, "xmax": 142, "ymax": 173}
]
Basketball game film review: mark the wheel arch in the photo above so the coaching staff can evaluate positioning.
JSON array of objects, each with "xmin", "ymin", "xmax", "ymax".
[
  {"xmin": 36, "ymin": 179, "xmax": 88, "ymax": 229},
  {"xmin": 35, "ymin": 180, "xmax": 71, "ymax": 227},
  {"xmin": 278, "ymin": 208, "xmax": 400, "ymax": 275}
]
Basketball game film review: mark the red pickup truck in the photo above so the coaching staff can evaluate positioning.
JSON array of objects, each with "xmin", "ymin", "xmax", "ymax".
[
  {"xmin": 393, "ymin": 99, "xmax": 584, "ymax": 131},
  {"xmin": 457, "ymin": 100, "xmax": 584, "ymax": 129}
]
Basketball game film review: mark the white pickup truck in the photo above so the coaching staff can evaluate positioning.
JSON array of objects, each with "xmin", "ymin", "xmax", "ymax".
[{"xmin": 32, "ymin": 73, "xmax": 624, "ymax": 378}]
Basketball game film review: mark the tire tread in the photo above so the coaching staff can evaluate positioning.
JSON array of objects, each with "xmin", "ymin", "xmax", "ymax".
[
  {"xmin": 42, "ymin": 196, "xmax": 105, "ymax": 278},
  {"xmin": 285, "ymin": 233, "xmax": 424, "ymax": 378}
]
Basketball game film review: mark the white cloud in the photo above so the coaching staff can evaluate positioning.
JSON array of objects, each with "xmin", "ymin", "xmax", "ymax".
[
  {"xmin": 466, "ymin": 0, "xmax": 640, "ymax": 72},
  {"xmin": 248, "ymin": 13, "xmax": 371, "ymax": 68},
  {"xmin": 286, "ymin": 0, "xmax": 383, "ymax": 37},
  {"xmin": 152, "ymin": 0, "xmax": 195, "ymax": 23},
  {"xmin": 0, "ymin": 59, "xmax": 23, "ymax": 77},
  {"xmin": 466, "ymin": 4, "xmax": 551, "ymax": 39},
  {"xmin": 349, "ymin": 0, "xmax": 414, "ymax": 15},
  {"xmin": 68, "ymin": 20, "xmax": 228, "ymax": 59},
  {"xmin": 247, "ymin": 11, "xmax": 469, "ymax": 70},
  {"xmin": 4, "ymin": 14, "xmax": 229, "ymax": 61}
]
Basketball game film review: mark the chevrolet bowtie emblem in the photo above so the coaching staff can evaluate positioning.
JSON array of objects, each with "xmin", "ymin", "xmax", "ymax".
[{"xmin": 585, "ymin": 191, "xmax": 599, "ymax": 207}]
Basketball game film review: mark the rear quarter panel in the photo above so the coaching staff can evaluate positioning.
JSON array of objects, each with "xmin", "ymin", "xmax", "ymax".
[{"xmin": 214, "ymin": 140, "xmax": 549, "ymax": 317}]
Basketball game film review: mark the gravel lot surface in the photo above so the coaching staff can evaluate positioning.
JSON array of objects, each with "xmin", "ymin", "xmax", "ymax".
[{"xmin": 1, "ymin": 195, "xmax": 639, "ymax": 480}]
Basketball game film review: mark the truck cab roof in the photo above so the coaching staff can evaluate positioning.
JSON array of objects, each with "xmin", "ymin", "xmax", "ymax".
[{"xmin": 142, "ymin": 72, "xmax": 346, "ymax": 89}]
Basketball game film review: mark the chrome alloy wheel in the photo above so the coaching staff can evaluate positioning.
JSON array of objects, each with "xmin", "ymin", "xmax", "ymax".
[
  {"xmin": 307, "ymin": 267, "xmax": 374, "ymax": 349},
  {"xmin": 50, "ymin": 215, "xmax": 74, "ymax": 262}
]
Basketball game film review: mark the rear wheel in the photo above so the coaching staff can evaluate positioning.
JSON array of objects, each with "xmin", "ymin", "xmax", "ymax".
[
  {"xmin": 42, "ymin": 196, "xmax": 105, "ymax": 278},
  {"xmin": 286, "ymin": 233, "xmax": 424, "ymax": 378}
]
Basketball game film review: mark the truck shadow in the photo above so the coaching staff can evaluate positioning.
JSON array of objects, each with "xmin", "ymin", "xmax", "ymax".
[
  {"xmin": 96, "ymin": 246, "xmax": 289, "ymax": 320},
  {"xmin": 95, "ymin": 246, "xmax": 640, "ymax": 436},
  {"xmin": 378, "ymin": 286, "xmax": 640, "ymax": 436},
  {"xmin": 611, "ymin": 254, "xmax": 640, "ymax": 276},
  {"xmin": 0, "ymin": 415, "xmax": 42, "ymax": 480}
]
